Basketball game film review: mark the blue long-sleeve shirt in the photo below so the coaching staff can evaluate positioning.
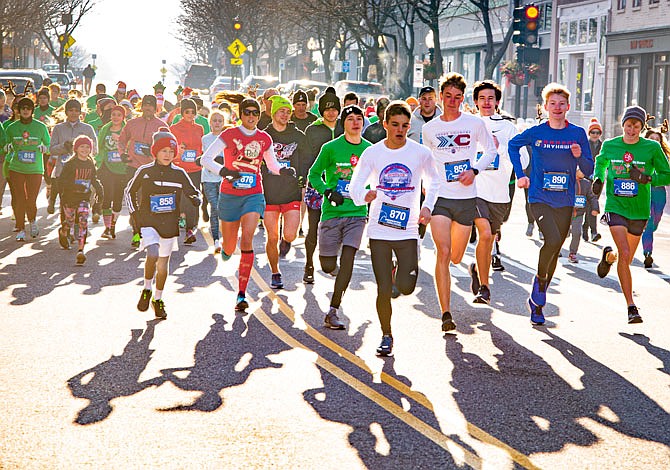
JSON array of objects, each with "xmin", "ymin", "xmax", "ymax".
[{"xmin": 509, "ymin": 121, "xmax": 593, "ymax": 208}]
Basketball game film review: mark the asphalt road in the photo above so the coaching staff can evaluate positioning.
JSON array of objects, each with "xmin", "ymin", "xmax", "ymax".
[{"xmin": 1, "ymin": 186, "xmax": 669, "ymax": 469}]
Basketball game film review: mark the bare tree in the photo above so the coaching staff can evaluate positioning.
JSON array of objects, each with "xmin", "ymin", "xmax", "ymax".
[
  {"xmin": 409, "ymin": 0, "xmax": 460, "ymax": 80},
  {"xmin": 468, "ymin": 0, "xmax": 514, "ymax": 79},
  {"xmin": 0, "ymin": 1, "xmax": 42, "ymax": 66}
]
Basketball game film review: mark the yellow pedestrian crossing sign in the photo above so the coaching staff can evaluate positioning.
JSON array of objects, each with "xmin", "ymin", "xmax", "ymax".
[
  {"xmin": 231, "ymin": 58, "xmax": 243, "ymax": 65},
  {"xmin": 228, "ymin": 39, "xmax": 247, "ymax": 58},
  {"xmin": 59, "ymin": 34, "xmax": 76, "ymax": 50}
]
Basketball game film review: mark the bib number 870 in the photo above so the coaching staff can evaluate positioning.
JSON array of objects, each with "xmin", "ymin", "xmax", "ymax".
[{"xmin": 388, "ymin": 209, "xmax": 407, "ymax": 221}]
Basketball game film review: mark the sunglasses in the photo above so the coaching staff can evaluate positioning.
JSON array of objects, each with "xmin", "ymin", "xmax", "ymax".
[{"xmin": 242, "ymin": 109, "xmax": 260, "ymax": 116}]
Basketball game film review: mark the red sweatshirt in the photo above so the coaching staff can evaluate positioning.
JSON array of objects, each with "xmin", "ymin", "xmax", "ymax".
[
  {"xmin": 170, "ymin": 119, "xmax": 204, "ymax": 173},
  {"xmin": 117, "ymin": 115, "xmax": 166, "ymax": 168}
]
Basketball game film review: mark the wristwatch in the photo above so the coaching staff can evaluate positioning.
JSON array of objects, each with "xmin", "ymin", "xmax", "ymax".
[{"xmin": 472, "ymin": 168, "xmax": 479, "ymax": 176}]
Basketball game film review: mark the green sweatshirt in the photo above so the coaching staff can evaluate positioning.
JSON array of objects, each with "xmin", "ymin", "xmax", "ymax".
[
  {"xmin": 95, "ymin": 121, "xmax": 127, "ymax": 175},
  {"xmin": 308, "ymin": 134, "xmax": 370, "ymax": 221},
  {"xmin": 33, "ymin": 105, "xmax": 54, "ymax": 124},
  {"xmin": 594, "ymin": 136, "xmax": 670, "ymax": 220},
  {"xmin": 4, "ymin": 119, "xmax": 50, "ymax": 175}
]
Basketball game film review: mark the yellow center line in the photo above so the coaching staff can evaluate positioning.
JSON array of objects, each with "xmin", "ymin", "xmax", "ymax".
[{"xmin": 250, "ymin": 269, "xmax": 540, "ymax": 470}]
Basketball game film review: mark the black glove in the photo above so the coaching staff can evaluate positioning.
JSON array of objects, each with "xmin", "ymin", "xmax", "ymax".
[
  {"xmin": 324, "ymin": 188, "xmax": 344, "ymax": 206},
  {"xmin": 629, "ymin": 164, "xmax": 652, "ymax": 184},
  {"xmin": 195, "ymin": 156, "xmax": 203, "ymax": 167},
  {"xmin": 279, "ymin": 166, "xmax": 296, "ymax": 178},
  {"xmin": 419, "ymin": 223, "xmax": 427, "ymax": 239},
  {"xmin": 190, "ymin": 195, "xmax": 202, "ymax": 207},
  {"xmin": 591, "ymin": 178, "xmax": 603, "ymax": 197},
  {"xmin": 120, "ymin": 153, "xmax": 130, "ymax": 163},
  {"xmin": 140, "ymin": 146, "xmax": 152, "ymax": 157},
  {"xmin": 64, "ymin": 140, "xmax": 73, "ymax": 153},
  {"xmin": 219, "ymin": 167, "xmax": 241, "ymax": 180}
]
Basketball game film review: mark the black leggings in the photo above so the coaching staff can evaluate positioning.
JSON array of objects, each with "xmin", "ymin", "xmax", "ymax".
[
  {"xmin": 530, "ymin": 203, "xmax": 572, "ymax": 281},
  {"xmin": 370, "ymin": 239, "xmax": 418, "ymax": 336},
  {"xmin": 305, "ymin": 206, "xmax": 320, "ymax": 268},
  {"xmin": 99, "ymin": 165, "xmax": 127, "ymax": 213},
  {"xmin": 320, "ymin": 245, "xmax": 357, "ymax": 309}
]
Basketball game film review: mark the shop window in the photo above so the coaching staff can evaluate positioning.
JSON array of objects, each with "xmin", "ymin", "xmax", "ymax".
[
  {"xmin": 579, "ymin": 19, "xmax": 588, "ymax": 44},
  {"xmin": 569, "ymin": 21, "xmax": 578, "ymax": 45},
  {"xmin": 558, "ymin": 58, "xmax": 567, "ymax": 85},
  {"xmin": 588, "ymin": 18, "xmax": 598, "ymax": 43},
  {"xmin": 617, "ymin": 57, "xmax": 640, "ymax": 118},
  {"xmin": 584, "ymin": 57, "xmax": 595, "ymax": 112},
  {"xmin": 559, "ymin": 22, "xmax": 568, "ymax": 47},
  {"xmin": 575, "ymin": 58, "xmax": 584, "ymax": 111}
]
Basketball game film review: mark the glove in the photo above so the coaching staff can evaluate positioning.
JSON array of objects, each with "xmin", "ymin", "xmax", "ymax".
[
  {"xmin": 195, "ymin": 156, "xmax": 203, "ymax": 167},
  {"xmin": 324, "ymin": 188, "xmax": 344, "ymax": 206},
  {"xmin": 629, "ymin": 164, "xmax": 652, "ymax": 184},
  {"xmin": 38, "ymin": 144, "xmax": 48, "ymax": 153},
  {"xmin": 120, "ymin": 153, "xmax": 130, "ymax": 163},
  {"xmin": 64, "ymin": 141, "xmax": 73, "ymax": 153},
  {"xmin": 219, "ymin": 167, "xmax": 241, "ymax": 180},
  {"xmin": 190, "ymin": 195, "xmax": 202, "ymax": 207},
  {"xmin": 419, "ymin": 223, "xmax": 427, "ymax": 239},
  {"xmin": 591, "ymin": 178, "xmax": 603, "ymax": 197},
  {"xmin": 298, "ymin": 175, "xmax": 305, "ymax": 188},
  {"xmin": 279, "ymin": 166, "xmax": 296, "ymax": 178},
  {"xmin": 140, "ymin": 146, "xmax": 152, "ymax": 157}
]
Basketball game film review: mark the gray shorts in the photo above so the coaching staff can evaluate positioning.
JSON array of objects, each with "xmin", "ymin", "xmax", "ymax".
[
  {"xmin": 318, "ymin": 216, "xmax": 367, "ymax": 256},
  {"xmin": 475, "ymin": 198, "xmax": 510, "ymax": 233}
]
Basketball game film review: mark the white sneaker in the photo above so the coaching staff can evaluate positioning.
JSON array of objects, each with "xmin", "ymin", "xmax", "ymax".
[
  {"xmin": 214, "ymin": 239, "xmax": 222, "ymax": 254},
  {"xmin": 29, "ymin": 221, "xmax": 39, "ymax": 238}
]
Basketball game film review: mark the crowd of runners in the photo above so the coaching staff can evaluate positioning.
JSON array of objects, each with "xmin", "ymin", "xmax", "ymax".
[{"xmin": 1, "ymin": 71, "xmax": 669, "ymax": 355}]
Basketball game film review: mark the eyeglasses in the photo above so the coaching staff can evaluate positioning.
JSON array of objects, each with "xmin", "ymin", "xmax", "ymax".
[{"xmin": 242, "ymin": 109, "xmax": 260, "ymax": 116}]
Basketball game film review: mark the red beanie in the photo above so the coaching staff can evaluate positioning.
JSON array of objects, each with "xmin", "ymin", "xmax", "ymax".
[
  {"xmin": 588, "ymin": 117, "xmax": 602, "ymax": 134},
  {"xmin": 73, "ymin": 135, "xmax": 94, "ymax": 153},
  {"xmin": 116, "ymin": 81, "xmax": 127, "ymax": 93},
  {"xmin": 151, "ymin": 127, "xmax": 178, "ymax": 157}
]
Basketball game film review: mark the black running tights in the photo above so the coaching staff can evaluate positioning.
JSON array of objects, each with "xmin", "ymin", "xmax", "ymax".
[
  {"xmin": 321, "ymin": 245, "xmax": 357, "ymax": 309},
  {"xmin": 370, "ymin": 239, "xmax": 419, "ymax": 336},
  {"xmin": 530, "ymin": 203, "xmax": 573, "ymax": 281}
]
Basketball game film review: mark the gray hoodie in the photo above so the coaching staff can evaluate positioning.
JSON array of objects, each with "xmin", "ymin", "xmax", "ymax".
[{"xmin": 408, "ymin": 106, "xmax": 442, "ymax": 144}]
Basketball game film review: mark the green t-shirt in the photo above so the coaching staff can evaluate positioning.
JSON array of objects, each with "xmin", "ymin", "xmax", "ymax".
[
  {"xmin": 33, "ymin": 105, "xmax": 55, "ymax": 124},
  {"xmin": 594, "ymin": 136, "xmax": 670, "ymax": 220},
  {"xmin": 85, "ymin": 111, "xmax": 103, "ymax": 134},
  {"xmin": 50, "ymin": 98, "xmax": 66, "ymax": 109},
  {"xmin": 171, "ymin": 113, "xmax": 210, "ymax": 134},
  {"xmin": 4, "ymin": 119, "xmax": 50, "ymax": 175},
  {"xmin": 308, "ymin": 134, "xmax": 371, "ymax": 221},
  {"xmin": 95, "ymin": 121, "xmax": 127, "ymax": 175}
]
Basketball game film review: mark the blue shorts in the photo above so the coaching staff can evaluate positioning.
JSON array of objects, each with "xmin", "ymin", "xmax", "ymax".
[{"xmin": 217, "ymin": 192, "xmax": 265, "ymax": 222}]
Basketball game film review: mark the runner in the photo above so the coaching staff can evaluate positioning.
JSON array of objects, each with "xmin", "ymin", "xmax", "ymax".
[
  {"xmin": 118, "ymin": 95, "xmax": 166, "ymax": 247},
  {"xmin": 95, "ymin": 105, "xmax": 127, "ymax": 239},
  {"xmin": 421, "ymin": 72, "xmax": 497, "ymax": 331},
  {"xmin": 303, "ymin": 87, "xmax": 343, "ymax": 284},
  {"xmin": 362, "ymin": 97, "xmax": 391, "ymax": 144},
  {"xmin": 3, "ymin": 96, "xmax": 50, "ymax": 240},
  {"xmin": 592, "ymin": 106, "xmax": 670, "ymax": 323},
  {"xmin": 170, "ymin": 98, "xmax": 204, "ymax": 245},
  {"xmin": 584, "ymin": 117, "xmax": 604, "ymax": 242},
  {"xmin": 307, "ymin": 104, "xmax": 371, "ymax": 329},
  {"xmin": 258, "ymin": 88, "xmax": 279, "ymax": 130},
  {"xmin": 469, "ymin": 80, "xmax": 525, "ymax": 304},
  {"xmin": 408, "ymin": 86, "xmax": 442, "ymax": 144},
  {"xmin": 262, "ymin": 95, "xmax": 308, "ymax": 288},
  {"xmin": 509, "ymin": 83, "xmax": 593, "ymax": 325},
  {"xmin": 290, "ymin": 90, "xmax": 317, "ymax": 132},
  {"xmin": 567, "ymin": 168, "xmax": 599, "ymax": 263},
  {"xmin": 201, "ymin": 97, "xmax": 281, "ymax": 311},
  {"xmin": 640, "ymin": 123, "xmax": 670, "ymax": 269},
  {"xmin": 349, "ymin": 100, "xmax": 440, "ymax": 355},
  {"xmin": 33, "ymin": 87, "xmax": 54, "ymax": 124},
  {"xmin": 58, "ymin": 135, "xmax": 104, "ymax": 265},
  {"xmin": 49, "ymin": 83, "xmax": 65, "ymax": 109}
]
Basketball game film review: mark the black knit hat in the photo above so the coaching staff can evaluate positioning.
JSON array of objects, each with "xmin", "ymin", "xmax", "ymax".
[
  {"xmin": 292, "ymin": 90, "xmax": 308, "ymax": 104},
  {"xmin": 239, "ymin": 98, "xmax": 260, "ymax": 112},
  {"xmin": 621, "ymin": 105, "xmax": 646, "ymax": 127},
  {"xmin": 180, "ymin": 98, "xmax": 197, "ymax": 113},
  {"xmin": 318, "ymin": 86, "xmax": 341, "ymax": 115},
  {"xmin": 16, "ymin": 96, "xmax": 34, "ymax": 110},
  {"xmin": 341, "ymin": 104, "xmax": 364, "ymax": 120}
]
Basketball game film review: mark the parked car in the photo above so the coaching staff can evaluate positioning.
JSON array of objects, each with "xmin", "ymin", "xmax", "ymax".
[
  {"xmin": 279, "ymin": 79, "xmax": 329, "ymax": 97},
  {"xmin": 42, "ymin": 63, "xmax": 60, "ymax": 73},
  {"xmin": 47, "ymin": 72, "xmax": 74, "ymax": 94},
  {"xmin": 0, "ymin": 68, "xmax": 49, "ymax": 89},
  {"xmin": 334, "ymin": 80, "xmax": 385, "ymax": 102},
  {"xmin": 238, "ymin": 75, "xmax": 280, "ymax": 95},
  {"xmin": 209, "ymin": 75, "xmax": 233, "ymax": 96},
  {"xmin": 0, "ymin": 77, "xmax": 35, "ymax": 95},
  {"xmin": 184, "ymin": 63, "xmax": 217, "ymax": 92}
]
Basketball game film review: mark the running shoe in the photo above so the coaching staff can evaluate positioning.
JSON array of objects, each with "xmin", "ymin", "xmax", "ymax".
[
  {"xmin": 468, "ymin": 263, "xmax": 480, "ymax": 295},
  {"xmin": 101, "ymin": 227, "xmax": 113, "ymax": 239},
  {"xmin": 530, "ymin": 276, "xmax": 547, "ymax": 307},
  {"xmin": 58, "ymin": 227, "xmax": 70, "ymax": 249},
  {"xmin": 441, "ymin": 312, "xmax": 456, "ymax": 332},
  {"xmin": 474, "ymin": 285, "xmax": 491, "ymax": 304},
  {"xmin": 29, "ymin": 222, "xmax": 38, "ymax": 238},
  {"xmin": 221, "ymin": 250, "xmax": 232, "ymax": 262},
  {"xmin": 627, "ymin": 305, "xmax": 643, "ymax": 324},
  {"xmin": 298, "ymin": 228, "xmax": 304, "ymax": 238},
  {"xmin": 235, "ymin": 294, "xmax": 249, "ymax": 311},
  {"xmin": 568, "ymin": 253, "xmax": 578, "ymax": 263},
  {"xmin": 539, "ymin": 231, "xmax": 544, "ymax": 241},
  {"xmin": 271, "ymin": 273, "xmax": 284, "ymax": 289},
  {"xmin": 597, "ymin": 246, "xmax": 614, "ymax": 278},
  {"xmin": 279, "ymin": 239, "xmax": 291, "ymax": 258},
  {"xmin": 528, "ymin": 298, "xmax": 545, "ymax": 325},
  {"xmin": 47, "ymin": 201, "xmax": 55, "ymax": 214},
  {"xmin": 92, "ymin": 213, "xmax": 100, "ymax": 224},
  {"xmin": 110, "ymin": 225, "xmax": 116, "ymax": 239},
  {"xmin": 491, "ymin": 254, "xmax": 505, "ymax": 272},
  {"xmin": 525, "ymin": 223, "xmax": 534, "ymax": 237},
  {"xmin": 152, "ymin": 299, "xmax": 167, "ymax": 319},
  {"xmin": 178, "ymin": 217, "xmax": 186, "ymax": 229},
  {"xmin": 591, "ymin": 233, "xmax": 601, "ymax": 242},
  {"xmin": 303, "ymin": 265, "xmax": 314, "ymax": 284},
  {"xmin": 214, "ymin": 239, "xmax": 222, "ymax": 254},
  {"xmin": 643, "ymin": 253, "xmax": 653, "ymax": 269},
  {"xmin": 376, "ymin": 335, "xmax": 394, "ymax": 356},
  {"xmin": 76, "ymin": 251, "xmax": 86, "ymax": 265},
  {"xmin": 131, "ymin": 233, "xmax": 141, "ymax": 248},
  {"xmin": 184, "ymin": 229, "xmax": 196, "ymax": 245},
  {"xmin": 324, "ymin": 307, "xmax": 345, "ymax": 330},
  {"xmin": 16, "ymin": 230, "xmax": 25, "ymax": 242},
  {"xmin": 137, "ymin": 289, "xmax": 152, "ymax": 312}
]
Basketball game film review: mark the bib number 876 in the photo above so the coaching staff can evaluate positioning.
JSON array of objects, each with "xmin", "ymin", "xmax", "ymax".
[{"xmin": 239, "ymin": 175, "xmax": 254, "ymax": 184}]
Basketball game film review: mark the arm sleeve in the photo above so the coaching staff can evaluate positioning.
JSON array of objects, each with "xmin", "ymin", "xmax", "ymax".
[
  {"xmin": 421, "ymin": 150, "xmax": 441, "ymax": 212},
  {"xmin": 49, "ymin": 125, "xmax": 66, "ymax": 156},
  {"xmin": 349, "ymin": 149, "xmax": 373, "ymax": 206},
  {"xmin": 576, "ymin": 130, "xmax": 594, "ymax": 177},
  {"xmin": 508, "ymin": 127, "xmax": 533, "ymax": 179},
  {"xmin": 307, "ymin": 145, "xmax": 330, "ymax": 194},
  {"xmin": 124, "ymin": 167, "xmax": 143, "ymax": 214},
  {"xmin": 92, "ymin": 165, "xmax": 104, "ymax": 200},
  {"xmin": 201, "ymin": 135, "xmax": 227, "ymax": 175},
  {"xmin": 263, "ymin": 145, "xmax": 281, "ymax": 175},
  {"xmin": 472, "ymin": 121, "xmax": 497, "ymax": 172},
  {"xmin": 585, "ymin": 180, "xmax": 599, "ymax": 212},
  {"xmin": 118, "ymin": 124, "xmax": 130, "ymax": 155},
  {"xmin": 593, "ymin": 140, "xmax": 610, "ymax": 182},
  {"xmin": 180, "ymin": 167, "xmax": 201, "ymax": 198},
  {"xmin": 95, "ymin": 126, "xmax": 107, "ymax": 168},
  {"xmin": 59, "ymin": 160, "xmax": 74, "ymax": 193},
  {"xmin": 651, "ymin": 144, "xmax": 670, "ymax": 187}
]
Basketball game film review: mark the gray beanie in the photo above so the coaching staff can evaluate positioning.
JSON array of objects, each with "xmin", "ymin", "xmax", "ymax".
[{"xmin": 621, "ymin": 105, "xmax": 646, "ymax": 127}]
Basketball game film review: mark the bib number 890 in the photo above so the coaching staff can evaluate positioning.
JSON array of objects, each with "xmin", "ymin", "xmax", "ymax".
[{"xmin": 552, "ymin": 175, "xmax": 567, "ymax": 185}]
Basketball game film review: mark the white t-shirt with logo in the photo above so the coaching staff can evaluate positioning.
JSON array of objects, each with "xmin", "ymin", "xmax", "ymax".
[
  {"xmin": 349, "ymin": 139, "xmax": 440, "ymax": 241},
  {"xmin": 422, "ymin": 112, "xmax": 497, "ymax": 200}
]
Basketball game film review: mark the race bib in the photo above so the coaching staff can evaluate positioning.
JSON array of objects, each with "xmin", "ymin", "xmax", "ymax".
[
  {"xmin": 444, "ymin": 159, "xmax": 471, "ymax": 182},
  {"xmin": 543, "ymin": 172, "xmax": 569, "ymax": 191},
  {"xmin": 277, "ymin": 160, "xmax": 291, "ymax": 169},
  {"xmin": 18, "ymin": 151, "xmax": 36, "ymax": 163},
  {"xmin": 232, "ymin": 173, "xmax": 257, "ymax": 190},
  {"xmin": 181, "ymin": 149, "xmax": 197, "ymax": 163},
  {"xmin": 379, "ymin": 202, "xmax": 410, "ymax": 230},
  {"xmin": 150, "ymin": 193, "xmax": 176, "ymax": 213},
  {"xmin": 134, "ymin": 142, "xmax": 150, "ymax": 156},
  {"xmin": 336, "ymin": 179, "xmax": 351, "ymax": 198},
  {"xmin": 613, "ymin": 178, "xmax": 638, "ymax": 197},
  {"xmin": 476, "ymin": 151, "xmax": 499, "ymax": 171},
  {"xmin": 107, "ymin": 151, "xmax": 121, "ymax": 163},
  {"xmin": 75, "ymin": 179, "xmax": 91, "ymax": 190},
  {"xmin": 574, "ymin": 195, "xmax": 586, "ymax": 208}
]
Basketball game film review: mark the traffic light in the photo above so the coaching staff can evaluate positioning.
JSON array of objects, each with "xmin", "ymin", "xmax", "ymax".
[
  {"xmin": 232, "ymin": 18, "xmax": 242, "ymax": 33},
  {"xmin": 512, "ymin": 4, "xmax": 540, "ymax": 47}
]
